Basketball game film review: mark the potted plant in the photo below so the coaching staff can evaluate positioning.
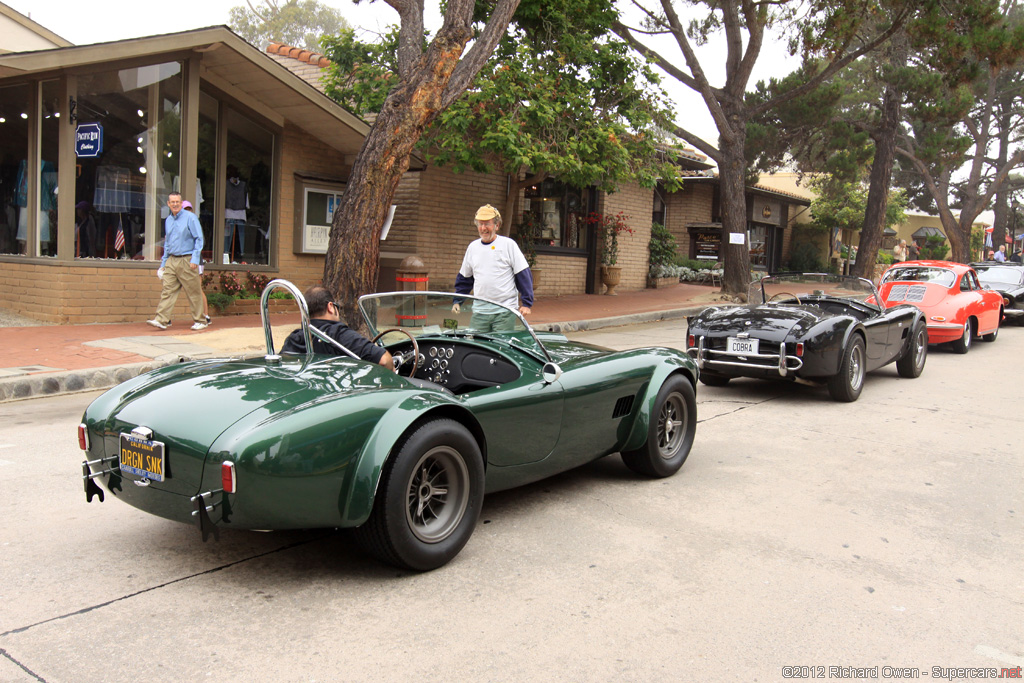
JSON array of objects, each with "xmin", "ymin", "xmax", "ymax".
[{"xmin": 590, "ymin": 212, "xmax": 634, "ymax": 295}]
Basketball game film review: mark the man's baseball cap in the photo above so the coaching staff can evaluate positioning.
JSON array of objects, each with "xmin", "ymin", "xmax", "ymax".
[{"xmin": 475, "ymin": 204, "xmax": 500, "ymax": 221}]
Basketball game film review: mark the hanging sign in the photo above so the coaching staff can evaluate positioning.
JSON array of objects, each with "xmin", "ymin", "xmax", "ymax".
[{"xmin": 75, "ymin": 123, "xmax": 104, "ymax": 158}]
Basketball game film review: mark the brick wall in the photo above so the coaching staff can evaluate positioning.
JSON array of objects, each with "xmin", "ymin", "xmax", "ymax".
[
  {"xmin": 598, "ymin": 181, "xmax": 655, "ymax": 292},
  {"xmin": 665, "ymin": 182, "xmax": 714, "ymax": 260},
  {"xmin": 533, "ymin": 254, "xmax": 587, "ymax": 296}
]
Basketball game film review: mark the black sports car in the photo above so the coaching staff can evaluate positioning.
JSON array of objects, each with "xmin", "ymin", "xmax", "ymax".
[
  {"xmin": 971, "ymin": 262, "xmax": 1024, "ymax": 324},
  {"xmin": 686, "ymin": 273, "xmax": 928, "ymax": 402}
]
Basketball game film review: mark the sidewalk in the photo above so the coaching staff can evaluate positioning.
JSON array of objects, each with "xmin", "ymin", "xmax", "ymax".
[{"xmin": 0, "ymin": 282, "xmax": 724, "ymax": 402}]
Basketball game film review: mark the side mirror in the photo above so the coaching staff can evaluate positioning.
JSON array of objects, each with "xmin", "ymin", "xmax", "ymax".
[{"xmin": 541, "ymin": 362, "xmax": 562, "ymax": 384}]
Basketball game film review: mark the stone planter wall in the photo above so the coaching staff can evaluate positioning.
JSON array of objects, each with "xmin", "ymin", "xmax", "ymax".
[
  {"xmin": 647, "ymin": 276, "xmax": 679, "ymax": 289},
  {"xmin": 215, "ymin": 298, "xmax": 296, "ymax": 316}
]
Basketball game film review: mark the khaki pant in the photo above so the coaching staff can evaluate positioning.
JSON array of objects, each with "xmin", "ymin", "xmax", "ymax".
[{"xmin": 154, "ymin": 255, "xmax": 204, "ymax": 324}]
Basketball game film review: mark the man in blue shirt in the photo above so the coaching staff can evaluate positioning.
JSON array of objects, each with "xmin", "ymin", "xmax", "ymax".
[{"xmin": 148, "ymin": 192, "xmax": 206, "ymax": 330}]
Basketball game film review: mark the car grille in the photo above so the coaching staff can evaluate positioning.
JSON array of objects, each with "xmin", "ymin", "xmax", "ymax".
[{"xmin": 886, "ymin": 284, "xmax": 926, "ymax": 303}]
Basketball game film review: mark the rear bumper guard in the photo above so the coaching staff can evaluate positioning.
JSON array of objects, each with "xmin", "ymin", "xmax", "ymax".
[
  {"xmin": 82, "ymin": 456, "xmax": 120, "ymax": 502},
  {"xmin": 191, "ymin": 490, "xmax": 229, "ymax": 542},
  {"xmin": 691, "ymin": 338, "xmax": 803, "ymax": 377}
]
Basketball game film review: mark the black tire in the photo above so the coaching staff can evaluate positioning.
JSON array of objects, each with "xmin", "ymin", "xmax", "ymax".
[
  {"xmin": 827, "ymin": 336, "xmax": 866, "ymax": 402},
  {"xmin": 354, "ymin": 418, "xmax": 484, "ymax": 571},
  {"xmin": 982, "ymin": 311, "xmax": 1000, "ymax": 342},
  {"xmin": 698, "ymin": 372, "xmax": 730, "ymax": 387},
  {"xmin": 621, "ymin": 375, "xmax": 696, "ymax": 478},
  {"xmin": 950, "ymin": 320, "xmax": 973, "ymax": 354},
  {"xmin": 896, "ymin": 323, "xmax": 928, "ymax": 378}
]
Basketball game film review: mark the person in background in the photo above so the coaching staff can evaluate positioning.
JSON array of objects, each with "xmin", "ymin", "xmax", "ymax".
[
  {"xmin": 993, "ymin": 244, "xmax": 1007, "ymax": 262},
  {"xmin": 147, "ymin": 192, "xmax": 205, "ymax": 331},
  {"xmin": 452, "ymin": 204, "xmax": 533, "ymax": 332},
  {"xmin": 1010, "ymin": 249, "xmax": 1022, "ymax": 263},
  {"xmin": 907, "ymin": 240, "xmax": 920, "ymax": 261},
  {"xmin": 893, "ymin": 239, "xmax": 908, "ymax": 263},
  {"xmin": 182, "ymin": 200, "xmax": 211, "ymax": 326}
]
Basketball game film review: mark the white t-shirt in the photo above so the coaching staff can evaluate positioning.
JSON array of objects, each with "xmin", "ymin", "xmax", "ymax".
[{"xmin": 458, "ymin": 234, "xmax": 530, "ymax": 310}]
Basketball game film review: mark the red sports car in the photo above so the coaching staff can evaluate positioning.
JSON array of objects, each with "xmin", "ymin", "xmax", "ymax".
[{"xmin": 879, "ymin": 260, "xmax": 1003, "ymax": 353}]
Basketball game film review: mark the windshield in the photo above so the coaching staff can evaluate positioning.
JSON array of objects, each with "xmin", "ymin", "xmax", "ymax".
[
  {"xmin": 358, "ymin": 291, "xmax": 548, "ymax": 360},
  {"xmin": 974, "ymin": 265, "xmax": 1023, "ymax": 286},
  {"xmin": 880, "ymin": 265, "xmax": 956, "ymax": 288},
  {"xmin": 753, "ymin": 273, "xmax": 880, "ymax": 307}
]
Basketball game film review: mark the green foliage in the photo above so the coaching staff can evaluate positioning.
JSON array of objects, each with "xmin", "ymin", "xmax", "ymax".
[
  {"xmin": 786, "ymin": 241, "xmax": 826, "ymax": 273},
  {"xmin": 229, "ymin": 0, "xmax": 349, "ymax": 51},
  {"xmin": 648, "ymin": 222, "xmax": 677, "ymax": 270},
  {"xmin": 206, "ymin": 291, "xmax": 236, "ymax": 313},
  {"xmin": 877, "ymin": 251, "xmax": 895, "ymax": 265},
  {"xmin": 320, "ymin": 27, "xmax": 400, "ymax": 116},
  {"xmin": 321, "ymin": 0, "xmax": 680, "ymax": 193},
  {"xmin": 676, "ymin": 258, "xmax": 716, "ymax": 271},
  {"xmin": 268, "ymin": 290, "xmax": 294, "ymax": 300},
  {"xmin": 919, "ymin": 234, "xmax": 950, "ymax": 260},
  {"xmin": 807, "ymin": 174, "xmax": 908, "ymax": 235}
]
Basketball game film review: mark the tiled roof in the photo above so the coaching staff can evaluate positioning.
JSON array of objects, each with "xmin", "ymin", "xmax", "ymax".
[{"xmin": 266, "ymin": 42, "xmax": 331, "ymax": 67}]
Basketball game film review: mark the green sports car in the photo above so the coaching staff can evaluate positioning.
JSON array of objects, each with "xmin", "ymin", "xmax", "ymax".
[{"xmin": 79, "ymin": 280, "xmax": 698, "ymax": 570}]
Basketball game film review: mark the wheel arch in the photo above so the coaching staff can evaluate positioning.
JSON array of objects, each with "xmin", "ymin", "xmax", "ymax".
[
  {"xmin": 339, "ymin": 394, "xmax": 484, "ymax": 527},
  {"xmin": 621, "ymin": 362, "xmax": 697, "ymax": 453}
]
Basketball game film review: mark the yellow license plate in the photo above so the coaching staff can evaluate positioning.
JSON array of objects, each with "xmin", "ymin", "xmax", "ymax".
[{"xmin": 119, "ymin": 433, "xmax": 166, "ymax": 482}]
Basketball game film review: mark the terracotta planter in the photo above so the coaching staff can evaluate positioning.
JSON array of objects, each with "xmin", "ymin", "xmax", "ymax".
[{"xmin": 601, "ymin": 266, "xmax": 622, "ymax": 296}]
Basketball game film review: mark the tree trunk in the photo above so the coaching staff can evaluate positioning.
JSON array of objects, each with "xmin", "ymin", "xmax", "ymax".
[
  {"xmin": 854, "ymin": 36, "xmax": 905, "ymax": 279},
  {"xmin": 718, "ymin": 132, "xmax": 751, "ymax": 299},
  {"xmin": 323, "ymin": 29, "xmax": 472, "ymax": 328}
]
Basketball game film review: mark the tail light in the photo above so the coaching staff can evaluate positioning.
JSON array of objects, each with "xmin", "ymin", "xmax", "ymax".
[
  {"xmin": 795, "ymin": 343, "xmax": 804, "ymax": 357},
  {"xmin": 687, "ymin": 334, "xmax": 695, "ymax": 348},
  {"xmin": 78, "ymin": 423, "xmax": 90, "ymax": 451},
  {"xmin": 221, "ymin": 461, "xmax": 237, "ymax": 494}
]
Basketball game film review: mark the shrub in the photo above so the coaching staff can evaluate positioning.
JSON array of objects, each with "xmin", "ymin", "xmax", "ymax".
[
  {"xmin": 246, "ymin": 271, "xmax": 271, "ymax": 294},
  {"xmin": 207, "ymin": 291, "xmax": 236, "ymax": 313},
  {"xmin": 920, "ymin": 234, "xmax": 949, "ymax": 260},
  {"xmin": 787, "ymin": 241, "xmax": 825, "ymax": 273},
  {"xmin": 648, "ymin": 222, "xmax": 677, "ymax": 272}
]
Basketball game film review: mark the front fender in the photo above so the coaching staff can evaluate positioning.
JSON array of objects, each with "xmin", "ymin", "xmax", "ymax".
[
  {"xmin": 340, "ymin": 392, "xmax": 480, "ymax": 526},
  {"xmin": 621, "ymin": 352, "xmax": 697, "ymax": 453}
]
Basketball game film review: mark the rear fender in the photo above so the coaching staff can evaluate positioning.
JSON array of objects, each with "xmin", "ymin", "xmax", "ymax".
[
  {"xmin": 621, "ymin": 359, "xmax": 697, "ymax": 453},
  {"xmin": 340, "ymin": 393, "xmax": 482, "ymax": 526}
]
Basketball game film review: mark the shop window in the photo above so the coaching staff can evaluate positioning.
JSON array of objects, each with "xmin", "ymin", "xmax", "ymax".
[
  {"xmin": 748, "ymin": 224, "xmax": 768, "ymax": 269},
  {"xmin": 222, "ymin": 109, "xmax": 273, "ymax": 265},
  {"xmin": 40, "ymin": 80, "xmax": 60, "ymax": 258},
  {"xmin": 74, "ymin": 62, "xmax": 182, "ymax": 261},
  {"xmin": 523, "ymin": 178, "xmax": 591, "ymax": 251},
  {"xmin": 0, "ymin": 83, "xmax": 30, "ymax": 256},
  {"xmin": 195, "ymin": 91, "xmax": 218, "ymax": 264},
  {"xmin": 295, "ymin": 181, "xmax": 345, "ymax": 254}
]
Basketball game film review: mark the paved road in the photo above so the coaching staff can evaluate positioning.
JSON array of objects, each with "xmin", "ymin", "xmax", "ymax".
[{"xmin": 1, "ymin": 320, "xmax": 1021, "ymax": 682}]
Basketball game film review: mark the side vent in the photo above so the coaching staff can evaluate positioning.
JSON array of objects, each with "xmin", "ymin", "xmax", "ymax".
[{"xmin": 612, "ymin": 395, "xmax": 635, "ymax": 419}]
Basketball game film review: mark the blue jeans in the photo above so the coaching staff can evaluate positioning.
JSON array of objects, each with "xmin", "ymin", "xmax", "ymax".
[{"xmin": 225, "ymin": 219, "xmax": 245, "ymax": 257}]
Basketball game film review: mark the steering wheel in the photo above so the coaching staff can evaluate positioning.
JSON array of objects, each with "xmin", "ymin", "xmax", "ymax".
[
  {"xmin": 768, "ymin": 292, "xmax": 801, "ymax": 304},
  {"xmin": 372, "ymin": 328, "xmax": 420, "ymax": 377}
]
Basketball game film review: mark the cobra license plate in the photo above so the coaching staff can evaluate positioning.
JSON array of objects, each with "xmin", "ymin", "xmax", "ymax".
[
  {"xmin": 119, "ymin": 433, "xmax": 166, "ymax": 482},
  {"xmin": 727, "ymin": 337, "xmax": 759, "ymax": 355}
]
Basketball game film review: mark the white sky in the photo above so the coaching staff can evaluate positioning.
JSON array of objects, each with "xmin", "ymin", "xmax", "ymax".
[{"xmin": 8, "ymin": 0, "xmax": 801, "ymax": 159}]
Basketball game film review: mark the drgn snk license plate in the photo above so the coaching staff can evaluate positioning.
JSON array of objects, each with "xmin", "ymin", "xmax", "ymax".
[{"xmin": 119, "ymin": 433, "xmax": 166, "ymax": 482}]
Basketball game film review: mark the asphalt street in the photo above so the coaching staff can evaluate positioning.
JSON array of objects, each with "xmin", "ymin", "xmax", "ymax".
[{"xmin": 1, "ymin": 319, "xmax": 1021, "ymax": 682}]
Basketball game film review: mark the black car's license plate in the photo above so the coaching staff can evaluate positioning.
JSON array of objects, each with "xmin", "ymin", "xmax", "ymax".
[
  {"xmin": 727, "ymin": 337, "xmax": 759, "ymax": 355},
  {"xmin": 119, "ymin": 433, "xmax": 166, "ymax": 482}
]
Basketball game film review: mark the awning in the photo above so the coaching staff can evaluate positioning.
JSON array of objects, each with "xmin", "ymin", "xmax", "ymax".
[{"xmin": 911, "ymin": 226, "xmax": 945, "ymax": 240}]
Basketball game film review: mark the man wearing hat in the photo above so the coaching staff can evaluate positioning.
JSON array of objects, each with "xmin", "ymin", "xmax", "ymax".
[{"xmin": 453, "ymin": 204, "xmax": 533, "ymax": 332}]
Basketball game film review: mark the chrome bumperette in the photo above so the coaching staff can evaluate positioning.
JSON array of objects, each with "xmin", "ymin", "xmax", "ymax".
[{"xmin": 688, "ymin": 336, "xmax": 803, "ymax": 377}]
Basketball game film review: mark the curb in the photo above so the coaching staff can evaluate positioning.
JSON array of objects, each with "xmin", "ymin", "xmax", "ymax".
[{"xmin": 0, "ymin": 356, "xmax": 181, "ymax": 403}]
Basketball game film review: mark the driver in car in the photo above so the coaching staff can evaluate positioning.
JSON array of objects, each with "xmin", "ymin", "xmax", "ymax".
[{"xmin": 281, "ymin": 286, "xmax": 393, "ymax": 369}]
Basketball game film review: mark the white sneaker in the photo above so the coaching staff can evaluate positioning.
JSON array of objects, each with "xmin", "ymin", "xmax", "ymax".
[
  {"xmin": 190, "ymin": 322, "xmax": 208, "ymax": 331},
  {"xmin": 147, "ymin": 319, "xmax": 167, "ymax": 330},
  {"xmin": 205, "ymin": 315, "xmax": 212, "ymax": 325}
]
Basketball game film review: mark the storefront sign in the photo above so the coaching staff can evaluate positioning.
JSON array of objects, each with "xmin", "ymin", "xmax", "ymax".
[
  {"xmin": 751, "ymin": 197, "xmax": 782, "ymax": 226},
  {"xmin": 693, "ymin": 230, "xmax": 721, "ymax": 260},
  {"xmin": 75, "ymin": 123, "xmax": 103, "ymax": 158}
]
